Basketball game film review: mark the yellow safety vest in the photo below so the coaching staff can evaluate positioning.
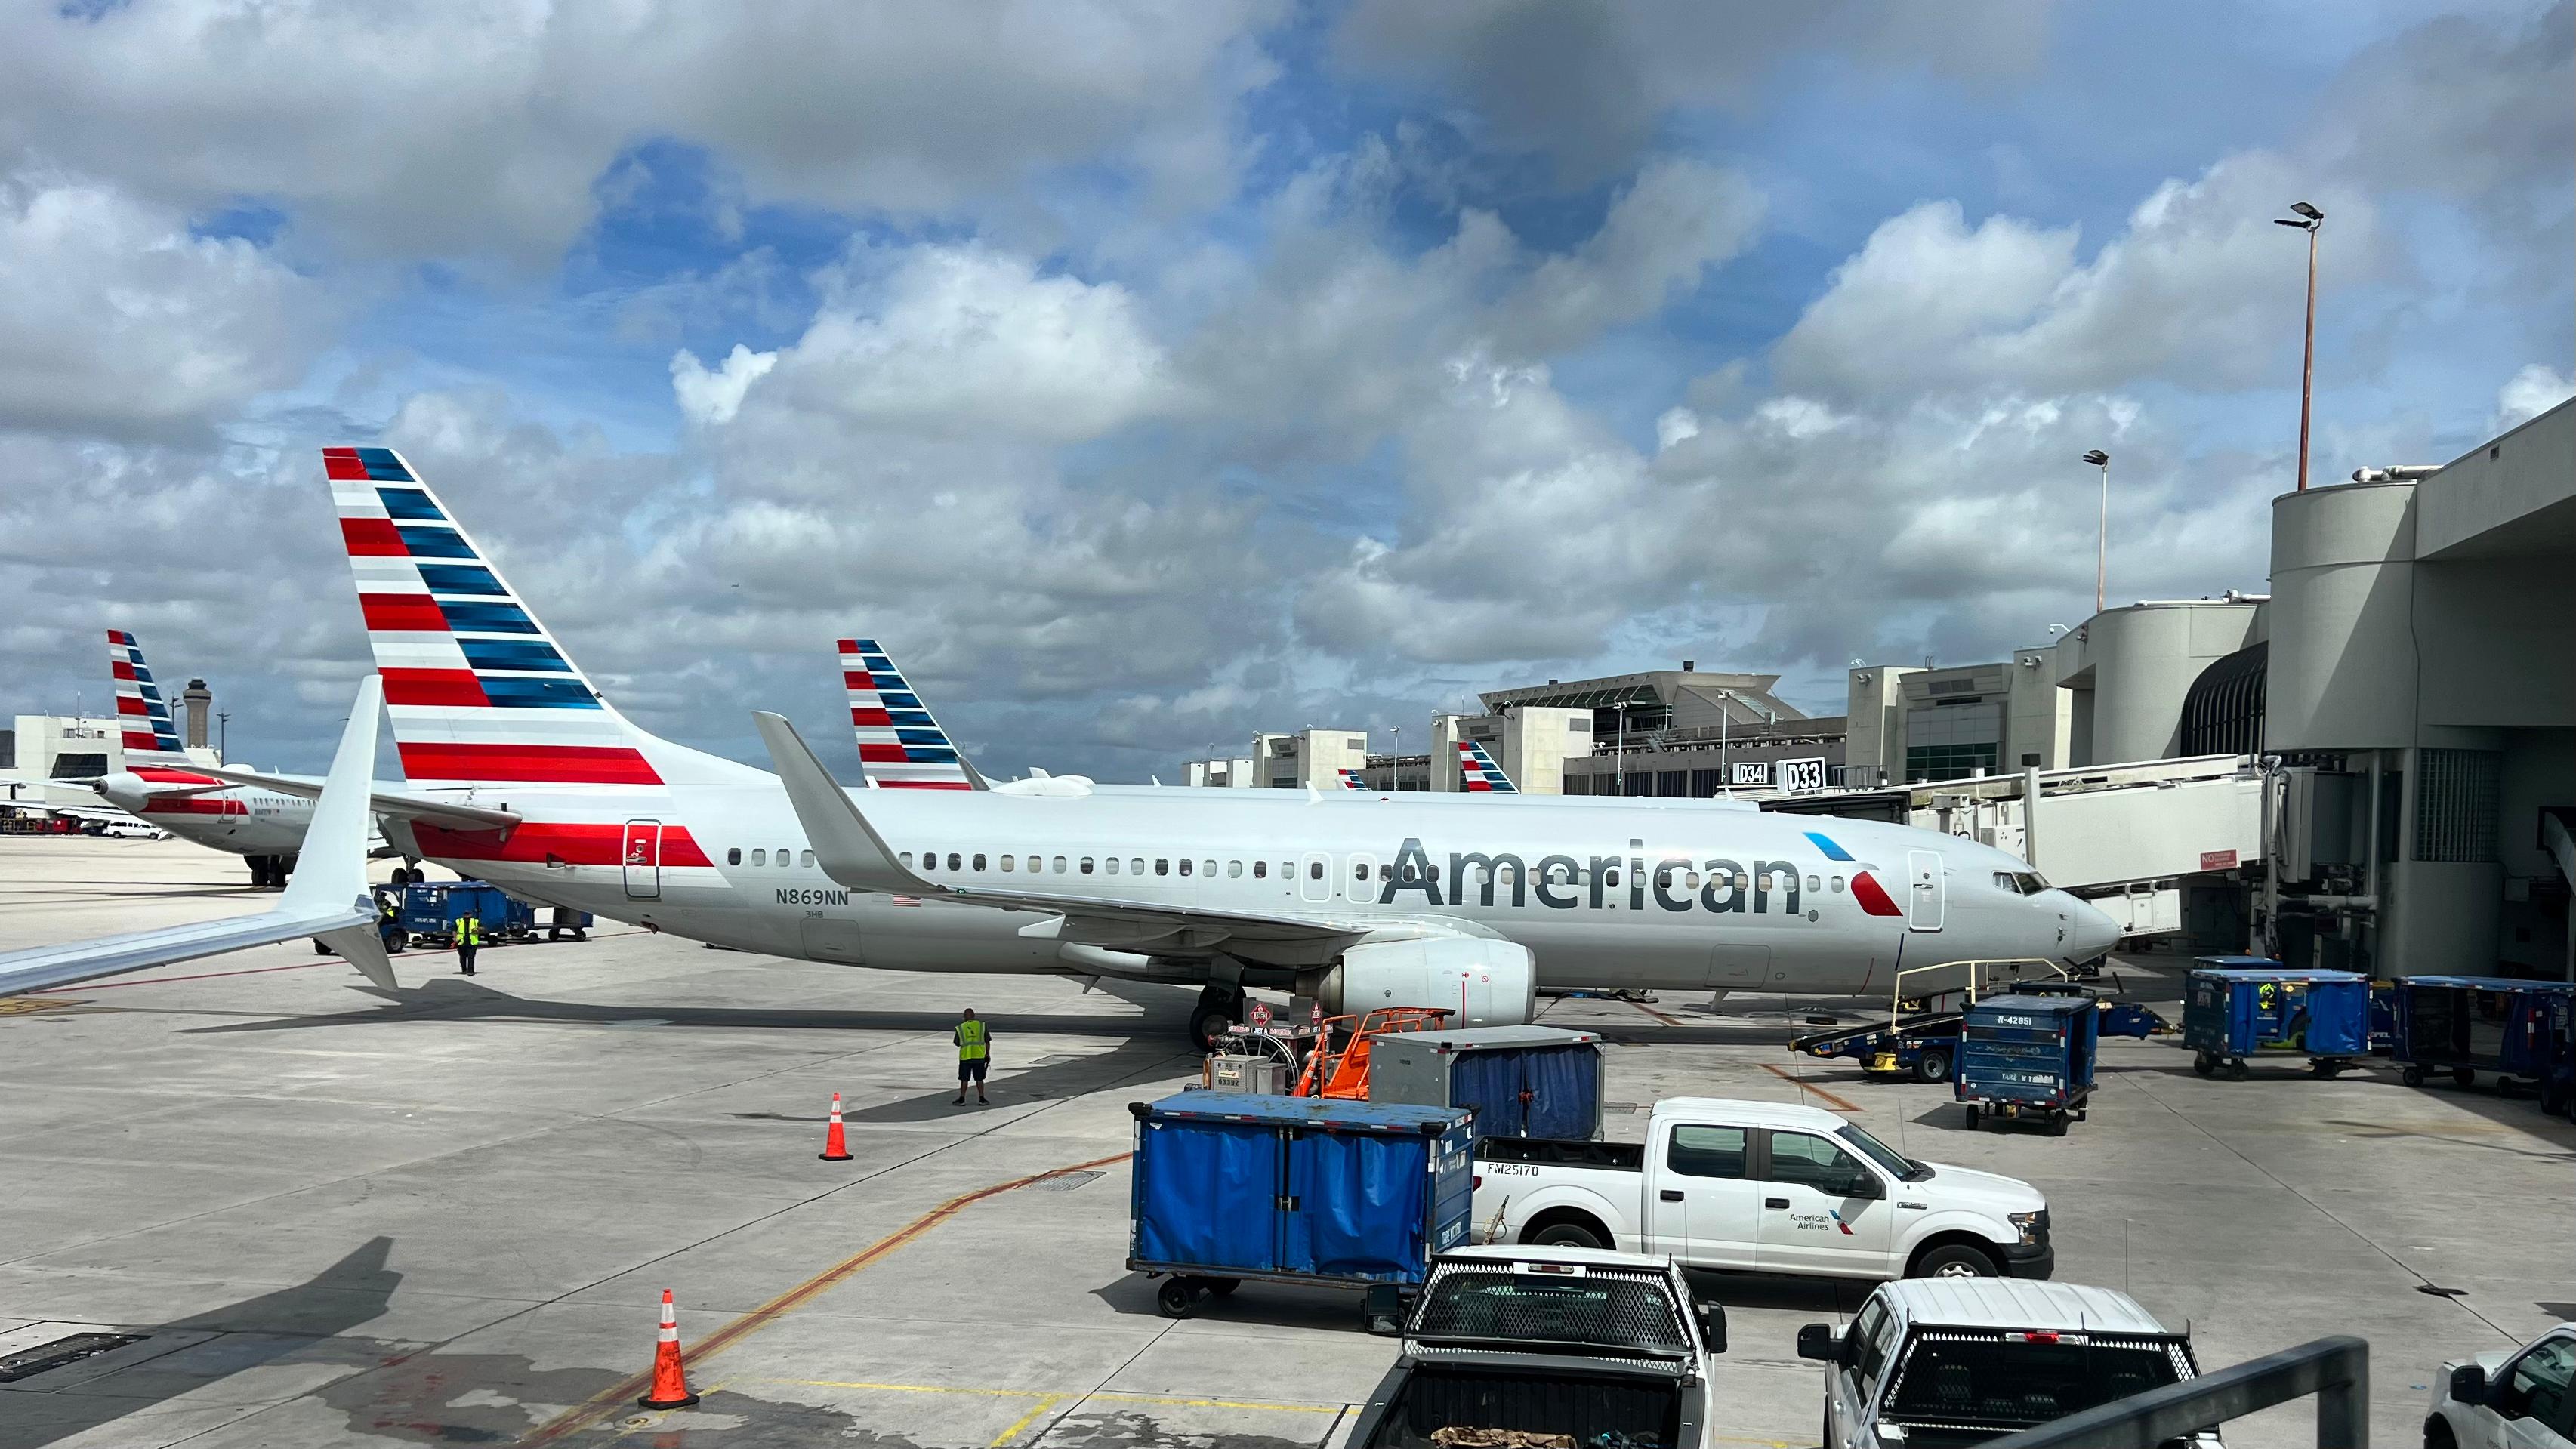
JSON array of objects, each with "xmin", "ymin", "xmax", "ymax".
[
  {"xmin": 955, "ymin": 1019, "xmax": 989, "ymax": 1061},
  {"xmin": 456, "ymin": 917, "xmax": 482, "ymax": 945}
]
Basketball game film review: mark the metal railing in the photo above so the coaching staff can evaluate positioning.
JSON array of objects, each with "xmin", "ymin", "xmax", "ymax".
[
  {"xmin": 1886, "ymin": 957, "xmax": 2067, "ymax": 1033},
  {"xmin": 1983, "ymin": 1335, "xmax": 2368, "ymax": 1449}
]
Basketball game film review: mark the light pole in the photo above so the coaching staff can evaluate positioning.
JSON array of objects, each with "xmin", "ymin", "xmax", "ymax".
[
  {"xmin": 217, "ymin": 711, "xmax": 230, "ymax": 761},
  {"xmin": 1391, "ymin": 723, "xmax": 1402, "ymax": 791},
  {"xmin": 2081, "ymin": 449, "xmax": 2110, "ymax": 613},
  {"xmin": 2273, "ymin": 201, "xmax": 2324, "ymax": 492}
]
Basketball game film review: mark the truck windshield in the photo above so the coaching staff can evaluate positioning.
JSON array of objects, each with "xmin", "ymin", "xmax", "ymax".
[
  {"xmin": 1836, "ymin": 1125, "xmax": 1927, "ymax": 1182},
  {"xmin": 1885, "ymin": 1333, "xmax": 2184, "ymax": 1429},
  {"xmin": 1413, "ymin": 1269, "xmax": 1691, "ymax": 1357}
]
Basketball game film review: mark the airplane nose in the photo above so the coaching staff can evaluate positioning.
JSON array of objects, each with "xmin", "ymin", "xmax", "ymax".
[{"xmin": 2064, "ymin": 896, "xmax": 2121, "ymax": 963}]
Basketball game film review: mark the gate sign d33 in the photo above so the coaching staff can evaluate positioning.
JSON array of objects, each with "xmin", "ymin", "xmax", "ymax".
[{"xmin": 1775, "ymin": 757, "xmax": 1828, "ymax": 793}]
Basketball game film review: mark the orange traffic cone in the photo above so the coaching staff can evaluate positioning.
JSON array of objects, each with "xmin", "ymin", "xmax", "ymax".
[
  {"xmin": 637, "ymin": 1288, "xmax": 700, "ymax": 1410},
  {"xmin": 818, "ymin": 1091, "xmax": 853, "ymax": 1161}
]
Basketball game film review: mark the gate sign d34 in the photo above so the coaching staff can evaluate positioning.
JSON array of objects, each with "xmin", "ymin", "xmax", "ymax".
[
  {"xmin": 1729, "ymin": 760, "xmax": 1770, "ymax": 786},
  {"xmin": 1775, "ymin": 757, "xmax": 1828, "ymax": 793}
]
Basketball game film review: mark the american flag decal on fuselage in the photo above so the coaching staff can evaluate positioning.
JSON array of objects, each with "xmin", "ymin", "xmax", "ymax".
[
  {"xmin": 1457, "ymin": 738, "xmax": 1517, "ymax": 792},
  {"xmin": 840, "ymin": 639, "xmax": 976, "ymax": 790},
  {"xmin": 325, "ymin": 446, "xmax": 660, "ymax": 788}
]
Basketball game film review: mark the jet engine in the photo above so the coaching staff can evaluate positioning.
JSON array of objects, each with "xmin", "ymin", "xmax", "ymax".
[{"xmin": 1304, "ymin": 936, "xmax": 1536, "ymax": 1028}]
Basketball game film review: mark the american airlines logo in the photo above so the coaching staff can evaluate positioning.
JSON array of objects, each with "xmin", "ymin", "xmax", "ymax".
[{"xmin": 1374, "ymin": 836, "xmax": 1902, "ymax": 917}]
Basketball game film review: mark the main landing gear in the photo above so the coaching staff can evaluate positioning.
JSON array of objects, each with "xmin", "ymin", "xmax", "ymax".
[
  {"xmin": 1189, "ymin": 984, "xmax": 1246, "ymax": 1051},
  {"xmin": 245, "ymin": 854, "xmax": 297, "ymax": 890}
]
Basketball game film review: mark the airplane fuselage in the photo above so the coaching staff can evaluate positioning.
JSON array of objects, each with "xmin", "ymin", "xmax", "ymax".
[
  {"xmin": 409, "ymin": 778, "xmax": 2113, "ymax": 996},
  {"xmin": 95, "ymin": 773, "xmax": 315, "ymax": 859}
]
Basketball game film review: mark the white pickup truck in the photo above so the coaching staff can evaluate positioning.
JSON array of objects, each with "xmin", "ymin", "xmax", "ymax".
[{"xmin": 1470, "ymin": 1097, "xmax": 2053, "ymax": 1281}]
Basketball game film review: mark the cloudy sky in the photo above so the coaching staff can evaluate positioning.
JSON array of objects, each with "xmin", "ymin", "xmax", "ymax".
[{"xmin": 2, "ymin": 0, "xmax": 2567, "ymax": 782}]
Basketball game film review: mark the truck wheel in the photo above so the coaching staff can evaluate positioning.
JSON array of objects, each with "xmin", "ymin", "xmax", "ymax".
[
  {"xmin": 1913, "ymin": 1049, "xmax": 1952, "ymax": 1084},
  {"xmin": 1528, "ymin": 1220, "xmax": 1607, "ymax": 1251},
  {"xmin": 1912, "ymin": 1244, "xmax": 1999, "ymax": 1279},
  {"xmin": 2426, "ymin": 1416, "xmax": 2457, "ymax": 1449},
  {"xmin": 2402, "ymin": 1065, "xmax": 2425, "ymax": 1087},
  {"xmin": 1155, "ymin": 1278, "xmax": 1209, "ymax": 1318},
  {"xmin": 1963, "ymin": 1105, "xmax": 1980, "ymax": 1128}
]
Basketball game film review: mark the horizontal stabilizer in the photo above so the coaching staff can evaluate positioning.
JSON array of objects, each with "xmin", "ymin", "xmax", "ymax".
[
  {"xmin": 189, "ymin": 766, "xmax": 521, "ymax": 832},
  {"xmin": 0, "ymin": 677, "xmax": 394, "ymax": 997}
]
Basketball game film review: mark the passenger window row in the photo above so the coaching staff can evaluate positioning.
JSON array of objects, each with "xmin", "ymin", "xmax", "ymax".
[{"xmin": 726, "ymin": 846, "xmax": 815, "ymax": 868}]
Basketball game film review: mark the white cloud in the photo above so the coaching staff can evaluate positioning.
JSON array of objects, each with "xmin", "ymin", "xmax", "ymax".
[
  {"xmin": 671, "ymin": 344, "xmax": 777, "ymax": 427},
  {"xmin": 0, "ymin": 171, "xmax": 326, "ymax": 436},
  {"xmin": 0, "ymin": 1, "xmax": 1282, "ymax": 264},
  {"xmin": 2497, "ymin": 363, "xmax": 2574, "ymax": 430}
]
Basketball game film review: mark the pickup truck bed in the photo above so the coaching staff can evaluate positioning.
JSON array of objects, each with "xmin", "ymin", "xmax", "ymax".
[
  {"xmin": 1476, "ymin": 1137, "xmax": 1642, "ymax": 1170},
  {"xmin": 1356, "ymin": 1353, "xmax": 1689, "ymax": 1449}
]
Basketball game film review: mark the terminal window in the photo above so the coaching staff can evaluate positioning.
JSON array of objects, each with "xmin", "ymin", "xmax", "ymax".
[{"xmin": 1906, "ymin": 742, "xmax": 1998, "ymax": 780}]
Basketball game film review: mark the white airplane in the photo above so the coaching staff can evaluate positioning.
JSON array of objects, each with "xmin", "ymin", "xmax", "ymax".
[
  {"xmin": 308, "ymin": 444, "xmax": 2119, "ymax": 1046},
  {"xmin": 38, "ymin": 630, "xmax": 324, "ymax": 886},
  {"xmin": 0, "ymin": 677, "xmax": 396, "ymax": 997}
]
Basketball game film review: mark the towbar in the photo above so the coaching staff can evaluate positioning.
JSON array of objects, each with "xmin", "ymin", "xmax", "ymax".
[{"xmin": 1982, "ymin": 1335, "xmax": 2368, "ymax": 1449}]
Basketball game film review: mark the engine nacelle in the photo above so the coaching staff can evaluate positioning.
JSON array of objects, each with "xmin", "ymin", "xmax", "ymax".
[{"xmin": 1305, "ymin": 936, "xmax": 1536, "ymax": 1028}]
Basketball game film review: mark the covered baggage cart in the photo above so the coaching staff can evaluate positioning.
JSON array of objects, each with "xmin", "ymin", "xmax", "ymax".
[
  {"xmin": 1365, "ymin": 1025, "xmax": 1603, "ymax": 1140},
  {"xmin": 1127, "ymin": 1093, "xmax": 1473, "ymax": 1323},
  {"xmin": 2182, "ymin": 967, "xmax": 2369, "ymax": 1078},
  {"xmin": 1956, "ymin": 993, "xmax": 2098, "ymax": 1135},
  {"xmin": 2393, "ymin": 977, "xmax": 2576, "ymax": 1096}
]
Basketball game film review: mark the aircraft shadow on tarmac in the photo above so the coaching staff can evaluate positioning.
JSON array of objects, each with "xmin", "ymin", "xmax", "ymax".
[
  {"xmin": 0, "ymin": 1236, "xmax": 401, "ymax": 1449},
  {"xmin": 732, "ymin": 1032, "xmax": 1203, "ymax": 1125},
  {"xmin": 176, "ymin": 975, "xmax": 1194, "ymax": 1042}
]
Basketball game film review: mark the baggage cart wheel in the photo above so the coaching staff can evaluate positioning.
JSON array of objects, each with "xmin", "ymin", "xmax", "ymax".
[
  {"xmin": 2192, "ymin": 1050, "xmax": 2216, "ymax": 1077},
  {"xmin": 1912, "ymin": 1048, "xmax": 1952, "ymax": 1085},
  {"xmin": 1155, "ymin": 1277, "xmax": 1212, "ymax": 1318},
  {"xmin": 2074, "ymin": 1106, "xmax": 2088, "ymax": 1122},
  {"xmin": 2451, "ymin": 1067, "xmax": 2476, "ymax": 1088},
  {"xmin": 2049, "ymin": 1113, "xmax": 2069, "ymax": 1136},
  {"xmin": 2495, "ymin": 1076, "xmax": 2523, "ymax": 1099},
  {"xmin": 2227, "ymin": 1059, "xmax": 2251, "ymax": 1081},
  {"xmin": 1963, "ymin": 1105, "xmax": 1980, "ymax": 1128},
  {"xmin": 2402, "ymin": 1065, "xmax": 2425, "ymax": 1087}
]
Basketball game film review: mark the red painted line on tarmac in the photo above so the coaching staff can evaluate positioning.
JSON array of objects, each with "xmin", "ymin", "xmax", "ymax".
[
  {"xmin": 1629, "ymin": 997, "xmax": 1683, "ymax": 1026},
  {"xmin": 76, "ymin": 960, "xmax": 341, "ymax": 989}
]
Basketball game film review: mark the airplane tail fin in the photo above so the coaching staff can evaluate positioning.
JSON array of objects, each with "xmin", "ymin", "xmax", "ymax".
[
  {"xmin": 322, "ymin": 446, "xmax": 756, "ymax": 792},
  {"xmin": 1337, "ymin": 768, "xmax": 1367, "ymax": 790},
  {"xmin": 838, "ymin": 638, "xmax": 982, "ymax": 790},
  {"xmin": 1456, "ymin": 738, "xmax": 1517, "ymax": 792},
  {"xmin": 106, "ymin": 630, "xmax": 199, "ymax": 772}
]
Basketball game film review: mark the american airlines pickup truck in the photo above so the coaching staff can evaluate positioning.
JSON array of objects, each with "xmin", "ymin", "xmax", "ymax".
[{"xmin": 1470, "ymin": 1099, "xmax": 2053, "ymax": 1281}]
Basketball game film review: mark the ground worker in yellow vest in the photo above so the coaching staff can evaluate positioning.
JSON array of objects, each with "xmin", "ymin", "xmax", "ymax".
[
  {"xmin": 452, "ymin": 913, "xmax": 483, "ymax": 977},
  {"xmin": 952, "ymin": 1007, "xmax": 989, "ymax": 1105}
]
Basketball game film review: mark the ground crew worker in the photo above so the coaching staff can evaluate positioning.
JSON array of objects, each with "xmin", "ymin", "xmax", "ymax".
[
  {"xmin": 452, "ymin": 912, "xmax": 483, "ymax": 976},
  {"xmin": 952, "ymin": 1007, "xmax": 989, "ymax": 1105},
  {"xmin": 376, "ymin": 892, "xmax": 401, "ymax": 952}
]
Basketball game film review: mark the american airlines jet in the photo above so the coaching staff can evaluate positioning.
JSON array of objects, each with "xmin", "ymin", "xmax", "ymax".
[
  {"xmin": 319, "ymin": 445, "xmax": 2119, "ymax": 1047},
  {"xmin": 45, "ymin": 631, "xmax": 320, "ymax": 886}
]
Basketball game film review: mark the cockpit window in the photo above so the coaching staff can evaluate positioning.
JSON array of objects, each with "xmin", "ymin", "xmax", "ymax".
[{"xmin": 1994, "ymin": 871, "xmax": 2052, "ymax": 895}]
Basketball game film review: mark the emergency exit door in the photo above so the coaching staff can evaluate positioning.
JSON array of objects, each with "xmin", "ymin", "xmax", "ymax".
[
  {"xmin": 1905, "ymin": 849, "xmax": 1943, "ymax": 930},
  {"xmin": 622, "ymin": 819, "xmax": 662, "ymax": 899}
]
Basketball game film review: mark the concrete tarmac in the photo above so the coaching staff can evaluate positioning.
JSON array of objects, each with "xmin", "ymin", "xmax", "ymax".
[{"xmin": 2, "ymin": 836, "xmax": 2571, "ymax": 1448}]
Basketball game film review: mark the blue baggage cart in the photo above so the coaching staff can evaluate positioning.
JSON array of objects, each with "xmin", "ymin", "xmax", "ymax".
[
  {"xmin": 2182, "ymin": 968, "xmax": 2370, "ymax": 1079},
  {"xmin": 1956, "ymin": 993, "xmax": 2097, "ymax": 1135},
  {"xmin": 2393, "ymin": 977, "xmax": 2576, "ymax": 1099},
  {"xmin": 1128, "ymin": 1093, "xmax": 1473, "ymax": 1324}
]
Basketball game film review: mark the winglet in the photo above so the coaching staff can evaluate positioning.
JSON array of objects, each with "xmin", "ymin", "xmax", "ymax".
[
  {"xmin": 752, "ymin": 711, "xmax": 941, "ymax": 897},
  {"xmin": 282, "ymin": 676, "xmax": 398, "ymax": 989}
]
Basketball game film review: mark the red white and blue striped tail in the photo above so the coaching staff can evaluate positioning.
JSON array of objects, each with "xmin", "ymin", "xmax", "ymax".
[
  {"xmin": 1336, "ymin": 768, "xmax": 1367, "ymax": 790},
  {"xmin": 839, "ymin": 638, "xmax": 980, "ymax": 790},
  {"xmin": 106, "ymin": 630, "xmax": 205, "ymax": 775},
  {"xmin": 324, "ymin": 446, "xmax": 681, "ymax": 790},
  {"xmin": 1457, "ymin": 738, "xmax": 1517, "ymax": 792}
]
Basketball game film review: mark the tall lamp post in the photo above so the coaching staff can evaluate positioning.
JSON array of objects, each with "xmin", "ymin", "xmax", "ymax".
[
  {"xmin": 2273, "ymin": 201, "xmax": 2324, "ymax": 492},
  {"xmin": 2081, "ymin": 449, "xmax": 2110, "ymax": 614}
]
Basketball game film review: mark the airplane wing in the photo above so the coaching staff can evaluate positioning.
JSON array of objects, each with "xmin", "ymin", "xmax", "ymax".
[
  {"xmin": 184, "ymin": 765, "xmax": 521, "ymax": 832},
  {"xmin": 0, "ymin": 678, "xmax": 398, "ymax": 997},
  {"xmin": 754, "ymin": 711, "xmax": 1372, "ymax": 967}
]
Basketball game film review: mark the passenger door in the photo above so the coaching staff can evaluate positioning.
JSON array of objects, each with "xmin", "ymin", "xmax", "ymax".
[
  {"xmin": 1906, "ymin": 850, "xmax": 1943, "ymax": 931},
  {"xmin": 1300, "ymin": 852, "xmax": 1331, "ymax": 904},
  {"xmin": 1646, "ymin": 1123, "xmax": 1762, "ymax": 1268},
  {"xmin": 1754, "ymin": 1130, "xmax": 1895, "ymax": 1275},
  {"xmin": 622, "ymin": 819, "xmax": 662, "ymax": 899}
]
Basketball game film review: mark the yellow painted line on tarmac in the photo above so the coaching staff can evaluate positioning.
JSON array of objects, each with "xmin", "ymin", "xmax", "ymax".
[
  {"xmin": 988, "ymin": 1392, "xmax": 1067, "ymax": 1446},
  {"xmin": 0, "ymin": 996, "xmax": 85, "ymax": 1014},
  {"xmin": 519, "ymin": 1150, "xmax": 1133, "ymax": 1445}
]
